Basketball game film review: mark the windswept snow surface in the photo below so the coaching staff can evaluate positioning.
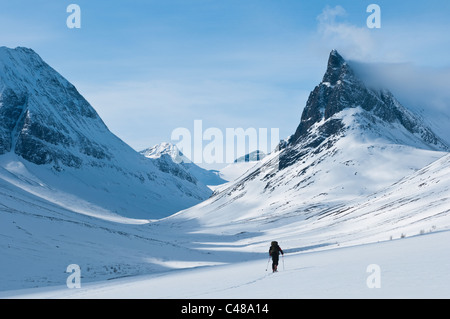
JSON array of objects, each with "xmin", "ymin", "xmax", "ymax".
[{"xmin": 2, "ymin": 230, "xmax": 450, "ymax": 299}]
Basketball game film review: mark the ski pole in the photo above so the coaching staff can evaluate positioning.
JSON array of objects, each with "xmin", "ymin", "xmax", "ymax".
[
  {"xmin": 265, "ymin": 257, "xmax": 271, "ymax": 271},
  {"xmin": 282, "ymin": 254, "xmax": 285, "ymax": 271}
]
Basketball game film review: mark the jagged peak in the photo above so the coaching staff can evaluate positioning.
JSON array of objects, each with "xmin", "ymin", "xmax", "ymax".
[
  {"xmin": 329, "ymin": 49, "xmax": 345, "ymax": 64},
  {"xmin": 322, "ymin": 50, "xmax": 351, "ymax": 85},
  {"xmin": 141, "ymin": 142, "xmax": 179, "ymax": 159},
  {"xmin": 288, "ymin": 50, "xmax": 448, "ymax": 152}
]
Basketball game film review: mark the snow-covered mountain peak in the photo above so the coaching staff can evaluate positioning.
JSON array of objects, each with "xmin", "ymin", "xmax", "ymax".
[
  {"xmin": 289, "ymin": 50, "xmax": 448, "ymax": 153},
  {"xmin": 140, "ymin": 142, "xmax": 188, "ymax": 164},
  {"xmin": 141, "ymin": 142, "xmax": 176, "ymax": 158}
]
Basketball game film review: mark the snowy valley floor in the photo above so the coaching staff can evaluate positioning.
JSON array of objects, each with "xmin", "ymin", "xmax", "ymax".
[{"xmin": 2, "ymin": 230, "xmax": 449, "ymax": 299}]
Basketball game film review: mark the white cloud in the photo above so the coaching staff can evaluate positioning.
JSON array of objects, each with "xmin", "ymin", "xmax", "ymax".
[
  {"xmin": 316, "ymin": 5, "xmax": 376, "ymax": 61},
  {"xmin": 315, "ymin": 5, "xmax": 450, "ymax": 66},
  {"xmin": 349, "ymin": 60, "xmax": 450, "ymax": 145},
  {"xmin": 317, "ymin": 5, "xmax": 347, "ymax": 25}
]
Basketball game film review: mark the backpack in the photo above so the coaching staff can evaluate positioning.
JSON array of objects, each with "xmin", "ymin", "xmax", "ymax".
[{"xmin": 269, "ymin": 241, "xmax": 279, "ymax": 256}]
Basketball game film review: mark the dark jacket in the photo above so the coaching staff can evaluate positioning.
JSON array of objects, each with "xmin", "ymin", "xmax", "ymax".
[{"xmin": 269, "ymin": 243, "xmax": 284, "ymax": 258}]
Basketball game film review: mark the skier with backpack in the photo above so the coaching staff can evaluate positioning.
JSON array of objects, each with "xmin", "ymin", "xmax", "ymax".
[{"xmin": 268, "ymin": 241, "xmax": 284, "ymax": 272}]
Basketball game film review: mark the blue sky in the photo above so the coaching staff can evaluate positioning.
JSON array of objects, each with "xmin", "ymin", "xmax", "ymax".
[{"xmin": 1, "ymin": 1, "xmax": 450, "ymax": 167}]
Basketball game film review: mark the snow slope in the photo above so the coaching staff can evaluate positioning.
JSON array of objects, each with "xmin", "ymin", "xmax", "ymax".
[
  {"xmin": 161, "ymin": 152, "xmax": 450, "ymax": 255},
  {"xmin": 2, "ymin": 230, "xmax": 449, "ymax": 299},
  {"xmin": 0, "ymin": 168, "xmax": 223, "ymax": 290}
]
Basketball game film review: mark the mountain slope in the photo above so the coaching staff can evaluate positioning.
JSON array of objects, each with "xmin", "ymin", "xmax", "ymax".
[
  {"xmin": 0, "ymin": 166, "xmax": 219, "ymax": 290},
  {"xmin": 0, "ymin": 47, "xmax": 211, "ymax": 219},
  {"xmin": 305, "ymin": 152, "xmax": 450, "ymax": 246}
]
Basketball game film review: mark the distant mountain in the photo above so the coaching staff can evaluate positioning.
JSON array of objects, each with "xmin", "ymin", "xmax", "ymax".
[
  {"xmin": 234, "ymin": 150, "xmax": 266, "ymax": 163},
  {"xmin": 215, "ymin": 150, "xmax": 266, "ymax": 184},
  {"xmin": 140, "ymin": 142, "xmax": 227, "ymax": 187},
  {"xmin": 0, "ymin": 46, "xmax": 211, "ymax": 219}
]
